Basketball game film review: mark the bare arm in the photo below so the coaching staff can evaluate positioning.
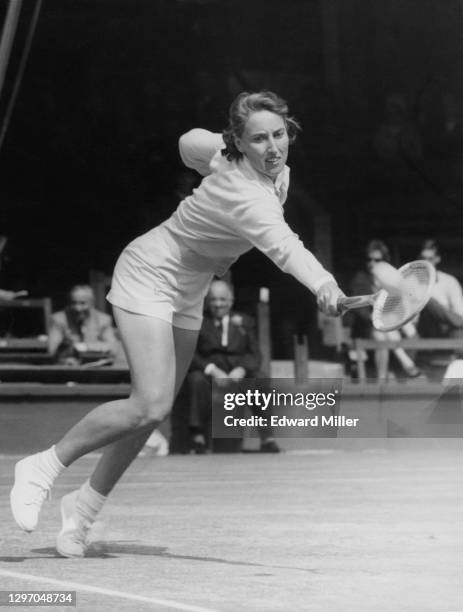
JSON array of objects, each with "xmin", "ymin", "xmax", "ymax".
[
  {"xmin": 448, "ymin": 277, "xmax": 463, "ymax": 317},
  {"xmin": 84, "ymin": 322, "xmax": 118, "ymax": 356},
  {"xmin": 48, "ymin": 318, "xmax": 65, "ymax": 356}
]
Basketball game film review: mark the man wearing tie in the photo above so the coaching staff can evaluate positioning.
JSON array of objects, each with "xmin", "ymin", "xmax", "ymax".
[{"xmin": 186, "ymin": 278, "xmax": 279, "ymax": 453}]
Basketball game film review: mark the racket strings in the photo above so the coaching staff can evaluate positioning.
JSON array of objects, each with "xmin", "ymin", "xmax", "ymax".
[
  {"xmin": 373, "ymin": 261, "xmax": 435, "ymax": 332},
  {"xmin": 375, "ymin": 293, "xmax": 410, "ymax": 330}
]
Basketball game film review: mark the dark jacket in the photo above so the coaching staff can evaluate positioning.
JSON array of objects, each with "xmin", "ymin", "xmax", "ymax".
[{"xmin": 190, "ymin": 311, "xmax": 261, "ymax": 376}]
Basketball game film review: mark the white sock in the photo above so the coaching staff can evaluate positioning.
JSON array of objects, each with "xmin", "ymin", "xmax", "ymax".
[
  {"xmin": 76, "ymin": 480, "xmax": 107, "ymax": 523},
  {"xmin": 32, "ymin": 445, "xmax": 65, "ymax": 489}
]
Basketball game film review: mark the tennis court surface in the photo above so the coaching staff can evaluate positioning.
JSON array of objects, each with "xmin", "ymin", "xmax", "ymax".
[{"xmin": 1, "ymin": 446, "xmax": 462, "ymax": 611}]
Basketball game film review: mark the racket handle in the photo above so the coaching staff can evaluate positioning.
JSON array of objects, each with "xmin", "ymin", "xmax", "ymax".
[{"xmin": 337, "ymin": 294, "xmax": 375, "ymax": 313}]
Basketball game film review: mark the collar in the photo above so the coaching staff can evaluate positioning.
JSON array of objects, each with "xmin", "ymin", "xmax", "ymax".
[
  {"xmin": 214, "ymin": 314, "xmax": 229, "ymax": 325},
  {"xmin": 239, "ymin": 155, "xmax": 290, "ymax": 202},
  {"xmin": 210, "ymin": 149, "xmax": 290, "ymax": 202}
]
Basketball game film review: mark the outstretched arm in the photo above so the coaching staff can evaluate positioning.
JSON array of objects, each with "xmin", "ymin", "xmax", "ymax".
[
  {"xmin": 447, "ymin": 276, "xmax": 463, "ymax": 318},
  {"xmin": 230, "ymin": 196, "xmax": 344, "ymax": 315}
]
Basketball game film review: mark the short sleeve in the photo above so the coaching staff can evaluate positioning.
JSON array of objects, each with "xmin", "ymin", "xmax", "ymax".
[
  {"xmin": 178, "ymin": 129, "xmax": 224, "ymax": 177},
  {"xmin": 448, "ymin": 276, "xmax": 463, "ymax": 317}
]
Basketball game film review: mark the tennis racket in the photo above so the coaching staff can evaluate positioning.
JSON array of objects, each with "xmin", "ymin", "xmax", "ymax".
[{"xmin": 338, "ymin": 260, "xmax": 436, "ymax": 332}]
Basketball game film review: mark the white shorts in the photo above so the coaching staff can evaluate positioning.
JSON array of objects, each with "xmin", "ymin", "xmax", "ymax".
[{"xmin": 107, "ymin": 225, "xmax": 214, "ymax": 330}]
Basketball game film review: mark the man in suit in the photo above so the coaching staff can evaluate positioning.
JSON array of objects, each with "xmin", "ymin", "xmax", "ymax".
[
  {"xmin": 48, "ymin": 284, "xmax": 118, "ymax": 365},
  {"xmin": 186, "ymin": 278, "xmax": 280, "ymax": 453}
]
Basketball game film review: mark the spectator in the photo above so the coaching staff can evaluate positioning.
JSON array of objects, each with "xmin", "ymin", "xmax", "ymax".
[
  {"xmin": 48, "ymin": 284, "xmax": 118, "ymax": 365},
  {"xmin": 0, "ymin": 235, "xmax": 28, "ymax": 301},
  {"xmin": 185, "ymin": 278, "xmax": 280, "ymax": 453},
  {"xmin": 417, "ymin": 239, "xmax": 463, "ymax": 339},
  {"xmin": 350, "ymin": 240, "xmax": 420, "ymax": 381}
]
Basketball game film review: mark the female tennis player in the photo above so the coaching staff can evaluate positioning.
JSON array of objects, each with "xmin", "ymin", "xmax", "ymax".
[{"xmin": 10, "ymin": 90, "xmax": 344, "ymax": 557}]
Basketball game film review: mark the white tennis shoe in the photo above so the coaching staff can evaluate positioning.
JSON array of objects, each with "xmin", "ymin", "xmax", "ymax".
[
  {"xmin": 10, "ymin": 456, "xmax": 50, "ymax": 532},
  {"xmin": 56, "ymin": 490, "xmax": 92, "ymax": 558}
]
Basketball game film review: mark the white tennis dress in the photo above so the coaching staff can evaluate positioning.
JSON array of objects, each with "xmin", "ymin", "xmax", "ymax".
[{"xmin": 107, "ymin": 129, "xmax": 335, "ymax": 329}]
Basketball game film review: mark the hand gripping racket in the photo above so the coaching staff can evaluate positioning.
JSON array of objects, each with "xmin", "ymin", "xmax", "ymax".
[{"xmin": 337, "ymin": 260, "xmax": 436, "ymax": 332}]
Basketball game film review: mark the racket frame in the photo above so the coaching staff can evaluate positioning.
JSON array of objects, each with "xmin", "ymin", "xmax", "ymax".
[{"xmin": 338, "ymin": 260, "xmax": 436, "ymax": 332}]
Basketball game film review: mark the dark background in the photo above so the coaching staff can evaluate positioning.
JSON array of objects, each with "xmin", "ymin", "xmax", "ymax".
[{"xmin": 1, "ymin": 0, "xmax": 463, "ymax": 356}]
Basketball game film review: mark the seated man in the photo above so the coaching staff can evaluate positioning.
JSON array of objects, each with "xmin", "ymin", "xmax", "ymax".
[
  {"xmin": 418, "ymin": 239, "xmax": 463, "ymax": 338},
  {"xmin": 186, "ymin": 278, "xmax": 279, "ymax": 453},
  {"xmin": 417, "ymin": 240, "xmax": 463, "ymax": 376},
  {"xmin": 48, "ymin": 284, "xmax": 118, "ymax": 365}
]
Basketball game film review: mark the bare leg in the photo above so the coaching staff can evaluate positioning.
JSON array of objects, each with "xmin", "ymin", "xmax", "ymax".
[
  {"xmin": 90, "ymin": 324, "xmax": 199, "ymax": 495},
  {"xmin": 372, "ymin": 329, "xmax": 390, "ymax": 381},
  {"xmin": 55, "ymin": 308, "xmax": 177, "ymax": 466},
  {"xmin": 11, "ymin": 309, "xmax": 200, "ymax": 538},
  {"xmin": 393, "ymin": 347, "xmax": 416, "ymax": 371},
  {"xmin": 374, "ymin": 348, "xmax": 389, "ymax": 381},
  {"xmin": 383, "ymin": 330, "xmax": 419, "ymax": 374}
]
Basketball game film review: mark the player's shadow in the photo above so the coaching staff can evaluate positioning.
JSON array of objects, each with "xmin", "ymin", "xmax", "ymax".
[
  {"xmin": 0, "ymin": 545, "xmax": 117, "ymax": 561},
  {"xmin": 23, "ymin": 542, "xmax": 317, "ymax": 573}
]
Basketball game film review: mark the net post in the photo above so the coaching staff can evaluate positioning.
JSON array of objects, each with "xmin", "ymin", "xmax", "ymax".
[
  {"xmin": 257, "ymin": 287, "xmax": 271, "ymax": 377},
  {"xmin": 293, "ymin": 334, "xmax": 309, "ymax": 383},
  {"xmin": 355, "ymin": 339, "xmax": 367, "ymax": 381}
]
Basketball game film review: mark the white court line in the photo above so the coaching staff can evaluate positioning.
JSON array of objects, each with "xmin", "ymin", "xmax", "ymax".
[
  {"xmin": 0, "ymin": 569, "xmax": 222, "ymax": 612},
  {"xmin": 286, "ymin": 449, "xmax": 342, "ymax": 455},
  {"xmin": 0, "ymin": 476, "xmax": 404, "ymax": 489}
]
